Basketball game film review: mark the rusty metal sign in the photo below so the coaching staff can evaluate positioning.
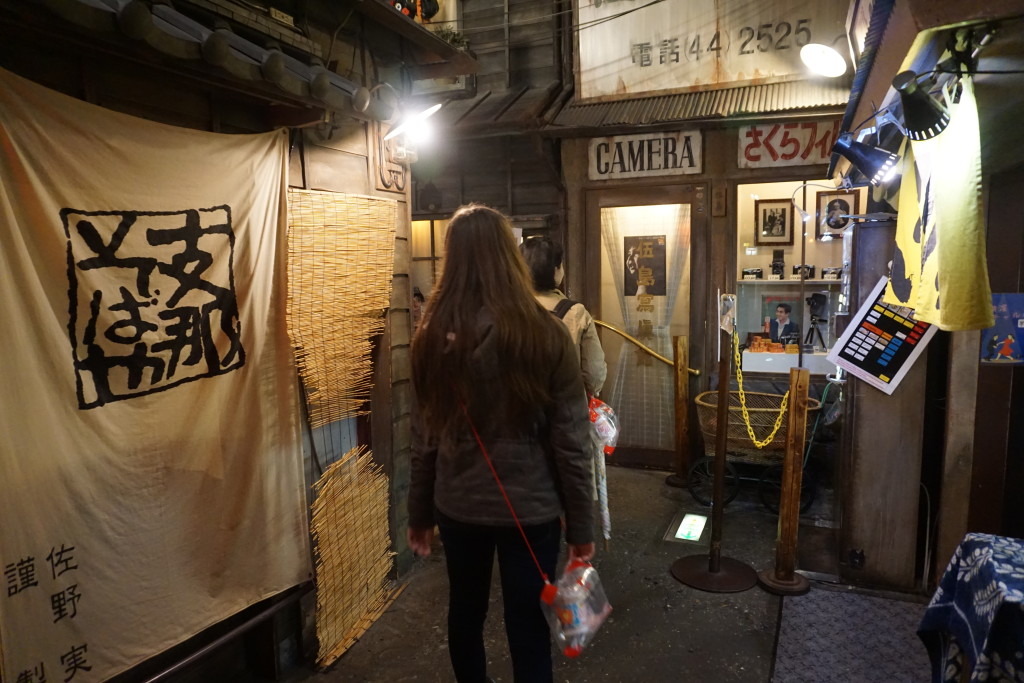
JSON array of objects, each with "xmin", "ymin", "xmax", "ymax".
[{"xmin": 577, "ymin": 0, "xmax": 849, "ymax": 101}]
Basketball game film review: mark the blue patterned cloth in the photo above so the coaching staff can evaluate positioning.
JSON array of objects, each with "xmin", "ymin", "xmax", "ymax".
[{"xmin": 918, "ymin": 533, "xmax": 1024, "ymax": 682}]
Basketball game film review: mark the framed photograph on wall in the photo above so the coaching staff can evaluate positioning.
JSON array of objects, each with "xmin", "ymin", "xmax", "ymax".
[
  {"xmin": 754, "ymin": 199, "xmax": 793, "ymax": 246},
  {"xmin": 816, "ymin": 190, "xmax": 860, "ymax": 239}
]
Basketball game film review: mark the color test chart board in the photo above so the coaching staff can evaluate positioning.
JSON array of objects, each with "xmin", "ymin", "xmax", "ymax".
[{"xmin": 827, "ymin": 277, "xmax": 937, "ymax": 395}]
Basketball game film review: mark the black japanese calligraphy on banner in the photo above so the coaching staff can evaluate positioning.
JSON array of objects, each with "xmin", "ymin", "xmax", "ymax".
[
  {"xmin": 1, "ymin": 66, "xmax": 309, "ymax": 683},
  {"xmin": 4, "ymin": 543, "xmax": 89, "ymax": 682},
  {"xmin": 62, "ymin": 207, "xmax": 246, "ymax": 409}
]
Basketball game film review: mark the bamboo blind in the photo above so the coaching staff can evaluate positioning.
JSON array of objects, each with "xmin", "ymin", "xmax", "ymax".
[
  {"xmin": 310, "ymin": 446, "xmax": 399, "ymax": 667},
  {"xmin": 287, "ymin": 189, "xmax": 400, "ymax": 667},
  {"xmin": 286, "ymin": 189, "xmax": 397, "ymax": 427}
]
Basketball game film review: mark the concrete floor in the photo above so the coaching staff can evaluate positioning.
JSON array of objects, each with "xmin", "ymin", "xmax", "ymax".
[{"xmin": 287, "ymin": 466, "xmax": 793, "ymax": 683}]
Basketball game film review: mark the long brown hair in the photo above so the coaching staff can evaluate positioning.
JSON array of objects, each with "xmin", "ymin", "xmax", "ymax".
[{"xmin": 411, "ymin": 204, "xmax": 558, "ymax": 441}]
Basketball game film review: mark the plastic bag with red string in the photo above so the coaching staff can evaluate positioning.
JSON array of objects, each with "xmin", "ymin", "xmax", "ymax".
[
  {"xmin": 588, "ymin": 396, "xmax": 619, "ymax": 455},
  {"xmin": 540, "ymin": 560, "xmax": 612, "ymax": 658}
]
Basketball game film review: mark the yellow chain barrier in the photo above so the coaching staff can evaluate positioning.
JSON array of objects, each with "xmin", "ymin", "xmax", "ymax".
[{"xmin": 732, "ymin": 330, "xmax": 789, "ymax": 448}]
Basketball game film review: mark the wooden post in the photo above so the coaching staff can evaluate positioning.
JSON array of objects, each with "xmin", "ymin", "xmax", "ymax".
[
  {"xmin": 708, "ymin": 332, "xmax": 732, "ymax": 573},
  {"xmin": 759, "ymin": 366, "xmax": 811, "ymax": 595},
  {"xmin": 666, "ymin": 335, "xmax": 690, "ymax": 487}
]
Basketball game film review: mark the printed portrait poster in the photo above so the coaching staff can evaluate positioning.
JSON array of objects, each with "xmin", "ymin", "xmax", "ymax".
[
  {"xmin": 0, "ymin": 67, "xmax": 310, "ymax": 681},
  {"xmin": 623, "ymin": 235, "xmax": 667, "ymax": 296},
  {"xmin": 980, "ymin": 293, "xmax": 1024, "ymax": 364},
  {"xmin": 761, "ymin": 295, "xmax": 800, "ymax": 331}
]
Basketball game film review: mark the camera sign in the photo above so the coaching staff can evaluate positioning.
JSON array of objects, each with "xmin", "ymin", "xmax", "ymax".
[{"xmin": 589, "ymin": 131, "xmax": 702, "ymax": 180}]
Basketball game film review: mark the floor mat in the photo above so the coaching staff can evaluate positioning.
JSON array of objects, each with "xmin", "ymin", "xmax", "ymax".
[{"xmin": 773, "ymin": 586, "xmax": 933, "ymax": 682}]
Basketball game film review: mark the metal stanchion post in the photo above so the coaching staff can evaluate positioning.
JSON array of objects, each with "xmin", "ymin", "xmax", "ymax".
[{"xmin": 671, "ymin": 328, "xmax": 757, "ymax": 592}]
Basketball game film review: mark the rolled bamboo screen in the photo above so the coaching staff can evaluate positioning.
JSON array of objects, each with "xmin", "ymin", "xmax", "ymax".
[
  {"xmin": 310, "ymin": 446, "xmax": 398, "ymax": 667},
  {"xmin": 286, "ymin": 189, "xmax": 400, "ymax": 667},
  {"xmin": 286, "ymin": 189, "xmax": 397, "ymax": 427}
]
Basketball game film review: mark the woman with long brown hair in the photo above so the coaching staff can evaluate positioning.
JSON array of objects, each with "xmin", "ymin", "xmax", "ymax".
[{"xmin": 407, "ymin": 204, "xmax": 595, "ymax": 683}]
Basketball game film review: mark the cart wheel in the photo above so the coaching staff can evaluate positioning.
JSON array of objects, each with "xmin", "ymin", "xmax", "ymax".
[
  {"xmin": 758, "ymin": 465, "xmax": 816, "ymax": 514},
  {"xmin": 687, "ymin": 456, "xmax": 740, "ymax": 507}
]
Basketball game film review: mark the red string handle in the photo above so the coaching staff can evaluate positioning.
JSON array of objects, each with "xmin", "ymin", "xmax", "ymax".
[{"xmin": 459, "ymin": 400, "xmax": 550, "ymax": 585}]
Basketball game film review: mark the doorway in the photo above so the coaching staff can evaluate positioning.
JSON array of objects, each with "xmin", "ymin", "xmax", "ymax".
[{"xmin": 585, "ymin": 184, "xmax": 709, "ymax": 471}]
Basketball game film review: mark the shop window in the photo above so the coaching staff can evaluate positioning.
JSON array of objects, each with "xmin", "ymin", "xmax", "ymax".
[
  {"xmin": 735, "ymin": 179, "xmax": 865, "ymax": 375},
  {"xmin": 411, "ymin": 218, "xmax": 448, "ymax": 296}
]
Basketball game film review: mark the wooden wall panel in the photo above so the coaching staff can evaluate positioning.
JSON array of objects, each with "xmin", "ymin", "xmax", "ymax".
[
  {"xmin": 463, "ymin": 0, "xmax": 557, "ymax": 89},
  {"xmin": 971, "ymin": 165, "xmax": 1024, "ymax": 536},
  {"xmin": 416, "ymin": 175, "xmax": 464, "ymax": 215},
  {"xmin": 511, "ymin": 181, "xmax": 560, "ymax": 215},
  {"xmin": 461, "ymin": 180, "xmax": 508, "ymax": 209},
  {"xmin": 306, "ymin": 146, "xmax": 371, "ymax": 195},
  {"xmin": 839, "ymin": 223, "xmax": 923, "ymax": 590},
  {"xmin": 935, "ymin": 330, "xmax": 980, "ymax": 583},
  {"xmin": 307, "ymin": 123, "xmax": 369, "ymax": 156},
  {"xmin": 94, "ymin": 67, "xmax": 212, "ymax": 129}
]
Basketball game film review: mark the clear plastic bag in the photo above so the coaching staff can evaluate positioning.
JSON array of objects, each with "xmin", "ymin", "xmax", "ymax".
[
  {"xmin": 588, "ymin": 397, "xmax": 619, "ymax": 455},
  {"xmin": 540, "ymin": 561, "xmax": 612, "ymax": 658}
]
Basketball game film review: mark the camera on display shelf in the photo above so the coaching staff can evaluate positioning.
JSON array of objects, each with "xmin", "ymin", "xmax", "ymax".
[
  {"xmin": 804, "ymin": 292, "xmax": 830, "ymax": 350},
  {"xmin": 791, "ymin": 264, "xmax": 815, "ymax": 280},
  {"xmin": 742, "ymin": 268, "xmax": 763, "ymax": 280},
  {"xmin": 770, "ymin": 249, "xmax": 785, "ymax": 277},
  {"xmin": 806, "ymin": 292, "xmax": 830, "ymax": 322}
]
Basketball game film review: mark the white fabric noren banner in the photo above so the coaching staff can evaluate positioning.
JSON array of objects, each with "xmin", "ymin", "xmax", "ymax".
[{"xmin": 0, "ymin": 67, "xmax": 310, "ymax": 681}]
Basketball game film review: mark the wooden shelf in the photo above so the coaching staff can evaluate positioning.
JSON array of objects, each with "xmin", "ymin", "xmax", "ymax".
[{"xmin": 736, "ymin": 279, "xmax": 842, "ymax": 285}]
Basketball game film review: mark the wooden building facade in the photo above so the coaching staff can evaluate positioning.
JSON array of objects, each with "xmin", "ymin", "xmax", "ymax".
[{"xmin": 410, "ymin": 0, "xmax": 1024, "ymax": 596}]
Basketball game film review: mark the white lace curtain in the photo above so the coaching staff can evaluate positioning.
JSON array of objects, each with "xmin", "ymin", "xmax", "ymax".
[{"xmin": 600, "ymin": 205, "xmax": 691, "ymax": 450}]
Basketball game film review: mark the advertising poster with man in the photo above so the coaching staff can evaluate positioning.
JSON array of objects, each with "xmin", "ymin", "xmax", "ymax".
[{"xmin": 623, "ymin": 235, "xmax": 667, "ymax": 297}]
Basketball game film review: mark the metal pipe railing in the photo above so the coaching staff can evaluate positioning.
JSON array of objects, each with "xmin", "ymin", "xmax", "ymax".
[
  {"xmin": 141, "ymin": 582, "xmax": 312, "ymax": 683},
  {"xmin": 592, "ymin": 320, "xmax": 698, "ymax": 486},
  {"xmin": 593, "ymin": 320, "xmax": 700, "ymax": 376}
]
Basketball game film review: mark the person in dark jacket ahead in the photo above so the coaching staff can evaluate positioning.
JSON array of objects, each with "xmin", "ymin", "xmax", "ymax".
[{"xmin": 407, "ymin": 204, "xmax": 595, "ymax": 683}]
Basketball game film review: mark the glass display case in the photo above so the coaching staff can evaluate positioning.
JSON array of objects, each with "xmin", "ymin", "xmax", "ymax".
[
  {"xmin": 734, "ymin": 180, "xmax": 862, "ymax": 375},
  {"xmin": 735, "ymin": 280, "xmax": 841, "ymax": 374}
]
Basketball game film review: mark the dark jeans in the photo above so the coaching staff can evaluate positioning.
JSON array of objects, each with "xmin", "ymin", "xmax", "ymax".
[{"xmin": 436, "ymin": 512, "xmax": 561, "ymax": 683}]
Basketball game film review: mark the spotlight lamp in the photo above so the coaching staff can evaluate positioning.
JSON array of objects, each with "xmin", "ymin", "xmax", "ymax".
[
  {"xmin": 800, "ymin": 43, "xmax": 847, "ymax": 78},
  {"xmin": 384, "ymin": 102, "xmax": 442, "ymax": 141},
  {"xmin": 892, "ymin": 71, "xmax": 951, "ymax": 141},
  {"xmin": 832, "ymin": 133, "xmax": 899, "ymax": 187}
]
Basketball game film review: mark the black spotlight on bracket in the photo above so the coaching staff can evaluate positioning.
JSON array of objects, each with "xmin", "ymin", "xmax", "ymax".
[
  {"xmin": 892, "ymin": 70, "xmax": 951, "ymax": 140},
  {"xmin": 832, "ymin": 133, "xmax": 899, "ymax": 186}
]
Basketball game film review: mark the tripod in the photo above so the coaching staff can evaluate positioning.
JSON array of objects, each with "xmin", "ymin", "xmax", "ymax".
[{"xmin": 804, "ymin": 316, "xmax": 827, "ymax": 349}]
